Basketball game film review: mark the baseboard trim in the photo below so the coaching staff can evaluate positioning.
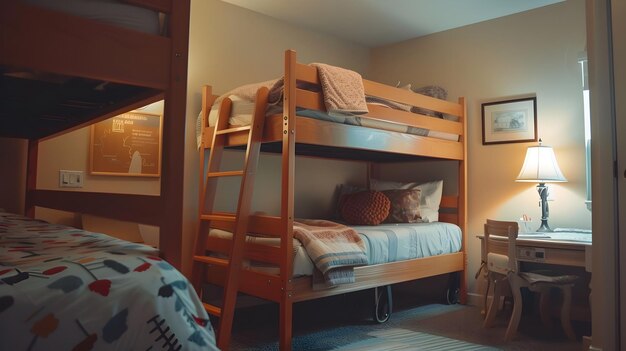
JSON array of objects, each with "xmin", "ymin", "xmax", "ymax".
[{"xmin": 465, "ymin": 292, "xmax": 483, "ymax": 307}]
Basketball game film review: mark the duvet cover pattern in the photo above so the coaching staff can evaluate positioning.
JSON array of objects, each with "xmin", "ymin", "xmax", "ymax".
[{"xmin": 0, "ymin": 212, "xmax": 218, "ymax": 351}]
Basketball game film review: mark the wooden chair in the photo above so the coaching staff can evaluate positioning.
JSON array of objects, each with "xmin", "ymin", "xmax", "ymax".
[{"xmin": 482, "ymin": 219, "xmax": 578, "ymax": 341}]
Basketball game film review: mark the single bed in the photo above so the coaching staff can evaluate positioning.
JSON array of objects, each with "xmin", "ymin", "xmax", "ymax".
[
  {"xmin": 195, "ymin": 50, "xmax": 467, "ymax": 350},
  {"xmin": 0, "ymin": 212, "xmax": 219, "ymax": 350},
  {"xmin": 1, "ymin": 0, "xmax": 190, "ymax": 268}
]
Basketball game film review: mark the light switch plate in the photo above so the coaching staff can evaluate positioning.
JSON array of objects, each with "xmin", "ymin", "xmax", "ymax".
[{"xmin": 59, "ymin": 170, "xmax": 84, "ymax": 188}]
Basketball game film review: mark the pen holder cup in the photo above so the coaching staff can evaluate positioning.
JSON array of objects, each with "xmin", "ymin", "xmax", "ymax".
[{"xmin": 518, "ymin": 220, "xmax": 534, "ymax": 234}]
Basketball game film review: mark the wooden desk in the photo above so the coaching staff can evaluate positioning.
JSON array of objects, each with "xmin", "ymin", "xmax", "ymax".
[
  {"xmin": 477, "ymin": 231, "xmax": 592, "ymax": 322},
  {"xmin": 478, "ymin": 232, "xmax": 592, "ymax": 271}
]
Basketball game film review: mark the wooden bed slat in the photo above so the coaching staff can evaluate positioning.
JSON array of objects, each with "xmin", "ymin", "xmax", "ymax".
[
  {"xmin": 265, "ymin": 115, "xmax": 464, "ymax": 160},
  {"xmin": 295, "ymin": 89, "xmax": 324, "ymax": 110},
  {"xmin": 205, "ymin": 236, "xmax": 282, "ymax": 266},
  {"xmin": 363, "ymin": 80, "xmax": 463, "ymax": 117},
  {"xmin": 123, "ymin": 0, "xmax": 172, "ymax": 13},
  {"xmin": 291, "ymin": 252, "xmax": 464, "ymax": 302},
  {"xmin": 295, "ymin": 63, "xmax": 320, "ymax": 84},
  {"xmin": 1, "ymin": 2, "xmax": 170, "ymax": 89},
  {"xmin": 440, "ymin": 195, "xmax": 459, "ymax": 209},
  {"xmin": 208, "ymin": 214, "xmax": 282, "ymax": 236},
  {"xmin": 29, "ymin": 190, "xmax": 161, "ymax": 226},
  {"xmin": 364, "ymin": 104, "xmax": 463, "ymax": 136}
]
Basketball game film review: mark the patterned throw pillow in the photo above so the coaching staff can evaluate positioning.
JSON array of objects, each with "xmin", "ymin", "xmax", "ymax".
[
  {"xmin": 340, "ymin": 190, "xmax": 390, "ymax": 226},
  {"xmin": 382, "ymin": 189, "xmax": 422, "ymax": 223},
  {"xmin": 370, "ymin": 179, "xmax": 443, "ymax": 223}
]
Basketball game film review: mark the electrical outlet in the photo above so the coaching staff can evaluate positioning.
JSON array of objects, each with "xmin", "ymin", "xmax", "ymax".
[
  {"xmin": 59, "ymin": 170, "xmax": 84, "ymax": 188},
  {"xmin": 517, "ymin": 247, "xmax": 546, "ymax": 262}
]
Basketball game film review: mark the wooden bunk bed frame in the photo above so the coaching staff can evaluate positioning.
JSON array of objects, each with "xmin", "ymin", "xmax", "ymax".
[
  {"xmin": 0, "ymin": 0, "xmax": 191, "ymax": 268},
  {"xmin": 198, "ymin": 50, "xmax": 467, "ymax": 350}
]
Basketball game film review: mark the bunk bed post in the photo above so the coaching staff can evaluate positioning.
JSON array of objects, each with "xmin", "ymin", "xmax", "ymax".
[
  {"xmin": 280, "ymin": 49, "xmax": 297, "ymax": 350},
  {"xmin": 458, "ymin": 97, "xmax": 468, "ymax": 304},
  {"xmin": 158, "ymin": 0, "xmax": 191, "ymax": 269},
  {"xmin": 25, "ymin": 139, "xmax": 39, "ymax": 218}
]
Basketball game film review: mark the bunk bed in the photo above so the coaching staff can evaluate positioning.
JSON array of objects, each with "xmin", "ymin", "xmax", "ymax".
[
  {"xmin": 0, "ymin": 0, "xmax": 188, "ymax": 268},
  {"xmin": 0, "ymin": 1, "xmax": 220, "ymax": 349},
  {"xmin": 197, "ymin": 50, "xmax": 468, "ymax": 350}
]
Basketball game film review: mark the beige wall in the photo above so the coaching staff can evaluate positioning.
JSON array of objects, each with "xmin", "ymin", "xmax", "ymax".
[
  {"xmin": 33, "ymin": 102, "xmax": 164, "ymax": 227},
  {"xmin": 369, "ymin": 0, "xmax": 590, "ymax": 296},
  {"xmin": 183, "ymin": 0, "xmax": 371, "ymax": 273},
  {"xmin": 36, "ymin": 102, "xmax": 164, "ymax": 195}
]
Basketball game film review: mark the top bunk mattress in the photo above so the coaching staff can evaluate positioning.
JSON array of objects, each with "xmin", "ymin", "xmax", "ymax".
[
  {"xmin": 196, "ymin": 93, "xmax": 458, "ymax": 149},
  {"xmin": 23, "ymin": 0, "xmax": 161, "ymax": 34}
]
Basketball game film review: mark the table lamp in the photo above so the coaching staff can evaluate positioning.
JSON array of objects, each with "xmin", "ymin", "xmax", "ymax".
[{"xmin": 516, "ymin": 139, "xmax": 567, "ymax": 232}]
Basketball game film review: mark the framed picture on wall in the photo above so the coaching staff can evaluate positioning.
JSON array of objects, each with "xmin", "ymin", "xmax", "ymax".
[
  {"xmin": 481, "ymin": 97, "xmax": 537, "ymax": 145},
  {"xmin": 90, "ymin": 112, "xmax": 162, "ymax": 177}
]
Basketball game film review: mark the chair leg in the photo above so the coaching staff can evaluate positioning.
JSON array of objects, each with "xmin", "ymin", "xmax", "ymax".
[
  {"xmin": 538, "ymin": 288, "xmax": 553, "ymax": 329},
  {"xmin": 483, "ymin": 276, "xmax": 504, "ymax": 328},
  {"xmin": 560, "ymin": 286, "xmax": 576, "ymax": 340},
  {"xmin": 505, "ymin": 276, "xmax": 524, "ymax": 341}
]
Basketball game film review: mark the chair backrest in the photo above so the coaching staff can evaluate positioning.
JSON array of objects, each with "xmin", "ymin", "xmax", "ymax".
[{"xmin": 483, "ymin": 219, "xmax": 520, "ymax": 274}]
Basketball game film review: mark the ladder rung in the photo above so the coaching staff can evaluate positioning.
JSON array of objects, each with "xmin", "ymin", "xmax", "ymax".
[
  {"xmin": 207, "ymin": 170, "xmax": 244, "ymax": 178},
  {"xmin": 216, "ymin": 126, "xmax": 251, "ymax": 135},
  {"xmin": 203, "ymin": 302, "xmax": 222, "ymax": 317},
  {"xmin": 193, "ymin": 255, "xmax": 229, "ymax": 267},
  {"xmin": 200, "ymin": 213, "xmax": 237, "ymax": 222}
]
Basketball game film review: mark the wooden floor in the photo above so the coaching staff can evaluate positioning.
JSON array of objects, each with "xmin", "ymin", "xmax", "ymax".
[{"xmin": 225, "ymin": 275, "xmax": 590, "ymax": 350}]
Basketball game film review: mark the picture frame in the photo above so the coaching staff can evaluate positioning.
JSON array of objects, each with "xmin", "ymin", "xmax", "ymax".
[
  {"xmin": 90, "ymin": 111, "xmax": 162, "ymax": 177},
  {"xmin": 481, "ymin": 97, "xmax": 537, "ymax": 145}
]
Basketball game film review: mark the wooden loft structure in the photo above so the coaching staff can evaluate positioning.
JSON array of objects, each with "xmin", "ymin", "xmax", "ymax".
[{"xmin": 0, "ymin": 0, "xmax": 191, "ymax": 268}]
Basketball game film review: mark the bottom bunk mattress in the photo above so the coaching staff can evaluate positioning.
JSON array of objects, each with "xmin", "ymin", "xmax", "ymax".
[
  {"xmin": 209, "ymin": 221, "xmax": 462, "ymax": 277},
  {"xmin": 0, "ymin": 212, "xmax": 218, "ymax": 351}
]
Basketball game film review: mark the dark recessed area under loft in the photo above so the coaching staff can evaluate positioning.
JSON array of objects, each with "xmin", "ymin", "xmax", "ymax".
[{"xmin": 0, "ymin": 70, "xmax": 161, "ymax": 140}]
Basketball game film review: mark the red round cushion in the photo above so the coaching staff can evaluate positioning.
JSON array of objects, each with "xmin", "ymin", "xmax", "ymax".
[{"xmin": 340, "ymin": 190, "xmax": 390, "ymax": 225}]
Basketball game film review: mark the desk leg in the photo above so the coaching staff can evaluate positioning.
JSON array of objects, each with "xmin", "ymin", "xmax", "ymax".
[{"xmin": 583, "ymin": 246, "xmax": 592, "ymax": 350}]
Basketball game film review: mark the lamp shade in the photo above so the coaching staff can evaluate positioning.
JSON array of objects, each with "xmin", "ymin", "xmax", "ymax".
[{"xmin": 516, "ymin": 144, "xmax": 567, "ymax": 182}]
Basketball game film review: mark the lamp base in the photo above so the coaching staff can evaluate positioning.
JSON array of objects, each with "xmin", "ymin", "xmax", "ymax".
[
  {"xmin": 536, "ymin": 183, "xmax": 552, "ymax": 232},
  {"xmin": 536, "ymin": 220, "xmax": 552, "ymax": 232}
]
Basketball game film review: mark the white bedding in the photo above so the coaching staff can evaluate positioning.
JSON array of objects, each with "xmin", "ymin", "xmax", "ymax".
[
  {"xmin": 208, "ymin": 221, "xmax": 462, "ymax": 277},
  {"xmin": 0, "ymin": 212, "xmax": 218, "ymax": 350},
  {"xmin": 24, "ymin": 0, "xmax": 161, "ymax": 35},
  {"xmin": 353, "ymin": 222, "xmax": 462, "ymax": 265}
]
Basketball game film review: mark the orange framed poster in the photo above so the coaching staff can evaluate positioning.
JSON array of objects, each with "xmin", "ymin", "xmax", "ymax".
[{"xmin": 90, "ymin": 112, "xmax": 162, "ymax": 177}]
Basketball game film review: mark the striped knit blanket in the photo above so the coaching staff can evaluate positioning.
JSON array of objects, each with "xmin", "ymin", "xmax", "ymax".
[{"xmin": 293, "ymin": 219, "xmax": 368, "ymax": 289}]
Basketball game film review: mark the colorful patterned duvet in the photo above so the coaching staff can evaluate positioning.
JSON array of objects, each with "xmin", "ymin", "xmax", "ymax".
[{"xmin": 0, "ymin": 212, "xmax": 218, "ymax": 351}]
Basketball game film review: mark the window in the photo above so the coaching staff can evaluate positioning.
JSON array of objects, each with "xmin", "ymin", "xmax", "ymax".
[{"xmin": 579, "ymin": 55, "xmax": 592, "ymax": 210}]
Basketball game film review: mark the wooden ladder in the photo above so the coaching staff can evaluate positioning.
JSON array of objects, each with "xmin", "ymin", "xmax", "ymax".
[{"xmin": 192, "ymin": 86, "xmax": 268, "ymax": 350}]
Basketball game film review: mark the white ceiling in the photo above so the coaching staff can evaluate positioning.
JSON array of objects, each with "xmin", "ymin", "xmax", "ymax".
[{"xmin": 220, "ymin": 0, "xmax": 564, "ymax": 47}]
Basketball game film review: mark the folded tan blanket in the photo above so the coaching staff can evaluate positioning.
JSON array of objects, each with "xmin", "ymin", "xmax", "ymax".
[
  {"xmin": 267, "ymin": 63, "xmax": 368, "ymax": 117},
  {"xmin": 293, "ymin": 219, "xmax": 368, "ymax": 288},
  {"xmin": 310, "ymin": 63, "xmax": 369, "ymax": 116}
]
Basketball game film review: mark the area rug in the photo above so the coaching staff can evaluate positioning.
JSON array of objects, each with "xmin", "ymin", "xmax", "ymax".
[
  {"xmin": 333, "ymin": 328, "xmax": 500, "ymax": 351},
  {"xmin": 230, "ymin": 303, "xmax": 502, "ymax": 351}
]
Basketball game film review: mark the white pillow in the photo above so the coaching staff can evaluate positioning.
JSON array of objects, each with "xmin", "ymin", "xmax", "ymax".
[{"xmin": 370, "ymin": 179, "xmax": 443, "ymax": 222}]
